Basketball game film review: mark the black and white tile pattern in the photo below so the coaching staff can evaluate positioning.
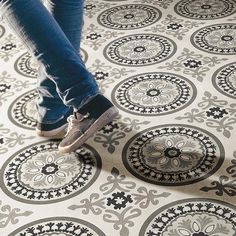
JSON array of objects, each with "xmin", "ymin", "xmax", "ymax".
[
  {"xmin": 139, "ymin": 198, "xmax": 236, "ymax": 235},
  {"xmin": 111, "ymin": 72, "xmax": 196, "ymax": 115},
  {"xmin": 175, "ymin": 0, "xmax": 236, "ymax": 19},
  {"xmin": 191, "ymin": 23, "xmax": 236, "ymax": 54},
  {"xmin": 0, "ymin": 0, "xmax": 235, "ymax": 235},
  {"xmin": 104, "ymin": 34, "xmax": 177, "ymax": 66}
]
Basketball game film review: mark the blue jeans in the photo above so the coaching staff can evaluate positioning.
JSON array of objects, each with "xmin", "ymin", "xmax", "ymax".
[{"xmin": 0, "ymin": 0, "xmax": 99, "ymax": 122}]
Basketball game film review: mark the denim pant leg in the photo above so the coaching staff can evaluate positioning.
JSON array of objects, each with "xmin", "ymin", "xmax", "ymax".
[
  {"xmin": 37, "ymin": 0, "xmax": 85, "ymax": 122},
  {"xmin": 0, "ymin": 0, "xmax": 99, "ymax": 118}
]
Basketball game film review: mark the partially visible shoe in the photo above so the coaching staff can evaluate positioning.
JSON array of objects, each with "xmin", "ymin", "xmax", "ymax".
[
  {"xmin": 58, "ymin": 94, "xmax": 119, "ymax": 153},
  {"xmin": 36, "ymin": 108, "xmax": 73, "ymax": 137}
]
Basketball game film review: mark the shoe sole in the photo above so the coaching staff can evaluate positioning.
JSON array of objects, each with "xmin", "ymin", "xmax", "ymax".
[
  {"xmin": 58, "ymin": 106, "xmax": 119, "ymax": 153},
  {"xmin": 36, "ymin": 123, "xmax": 68, "ymax": 138}
]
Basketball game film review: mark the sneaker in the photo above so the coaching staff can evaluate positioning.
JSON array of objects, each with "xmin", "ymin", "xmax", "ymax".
[
  {"xmin": 36, "ymin": 108, "xmax": 73, "ymax": 137},
  {"xmin": 58, "ymin": 94, "xmax": 119, "ymax": 153}
]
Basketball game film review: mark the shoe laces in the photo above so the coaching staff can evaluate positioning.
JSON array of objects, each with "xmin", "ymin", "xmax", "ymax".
[{"xmin": 66, "ymin": 112, "xmax": 90, "ymax": 136}]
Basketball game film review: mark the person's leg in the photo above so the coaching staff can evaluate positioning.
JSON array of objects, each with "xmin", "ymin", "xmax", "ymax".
[
  {"xmin": 0, "ymin": 0, "xmax": 118, "ymax": 152},
  {"xmin": 0, "ymin": 0, "xmax": 98, "ymax": 109},
  {"xmin": 36, "ymin": 0, "xmax": 86, "ymax": 136}
]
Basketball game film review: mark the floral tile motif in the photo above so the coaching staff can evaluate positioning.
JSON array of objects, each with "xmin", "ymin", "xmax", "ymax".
[
  {"xmin": 111, "ymin": 72, "xmax": 196, "ymax": 116},
  {"xmin": 0, "ymin": 34, "xmax": 25, "ymax": 62},
  {"xmin": 176, "ymin": 91, "xmax": 236, "ymax": 138},
  {"xmin": 82, "ymin": 23, "xmax": 125, "ymax": 50},
  {"xmin": 0, "ymin": 71, "xmax": 35, "ymax": 106},
  {"xmin": 0, "ymin": 200, "xmax": 33, "ymax": 229},
  {"xmin": 104, "ymin": 34, "xmax": 177, "ymax": 66},
  {"xmin": 122, "ymin": 124, "xmax": 224, "ymax": 186},
  {"xmin": 174, "ymin": 0, "xmax": 236, "ymax": 20},
  {"xmin": 159, "ymin": 48, "xmax": 227, "ymax": 82},
  {"xmin": 98, "ymin": 4, "xmax": 162, "ymax": 30},
  {"xmin": 191, "ymin": 24, "xmax": 236, "ymax": 55},
  {"xmin": 69, "ymin": 167, "xmax": 171, "ymax": 236},
  {"xmin": 0, "ymin": 123, "xmax": 35, "ymax": 155},
  {"xmin": 145, "ymin": 14, "xmax": 205, "ymax": 40},
  {"xmin": 139, "ymin": 198, "xmax": 236, "ymax": 235},
  {"xmin": 0, "ymin": 141, "xmax": 101, "ymax": 204}
]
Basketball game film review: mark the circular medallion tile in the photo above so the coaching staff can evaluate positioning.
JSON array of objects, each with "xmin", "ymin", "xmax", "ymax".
[
  {"xmin": 9, "ymin": 217, "xmax": 106, "ymax": 236},
  {"xmin": 98, "ymin": 4, "xmax": 161, "ymax": 30},
  {"xmin": 139, "ymin": 198, "xmax": 236, "ymax": 236},
  {"xmin": 0, "ymin": 141, "xmax": 101, "ymax": 204},
  {"xmin": 175, "ymin": 0, "xmax": 236, "ymax": 20},
  {"xmin": 111, "ymin": 72, "xmax": 196, "ymax": 116},
  {"xmin": 212, "ymin": 62, "xmax": 236, "ymax": 99},
  {"xmin": 104, "ymin": 34, "xmax": 176, "ymax": 66},
  {"xmin": 122, "ymin": 124, "xmax": 224, "ymax": 186},
  {"xmin": 191, "ymin": 24, "xmax": 236, "ymax": 54},
  {"xmin": 14, "ymin": 52, "xmax": 38, "ymax": 78},
  {"xmin": 8, "ymin": 89, "xmax": 38, "ymax": 130}
]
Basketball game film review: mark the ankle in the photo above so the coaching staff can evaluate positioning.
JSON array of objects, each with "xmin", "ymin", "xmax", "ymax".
[{"xmin": 78, "ymin": 94, "xmax": 114, "ymax": 117}]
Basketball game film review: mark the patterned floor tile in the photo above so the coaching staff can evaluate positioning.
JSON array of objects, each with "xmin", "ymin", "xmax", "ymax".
[{"xmin": 0, "ymin": 0, "xmax": 235, "ymax": 235}]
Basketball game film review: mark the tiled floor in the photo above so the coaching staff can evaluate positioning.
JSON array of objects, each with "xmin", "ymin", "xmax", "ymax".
[{"xmin": 0, "ymin": 0, "xmax": 236, "ymax": 235}]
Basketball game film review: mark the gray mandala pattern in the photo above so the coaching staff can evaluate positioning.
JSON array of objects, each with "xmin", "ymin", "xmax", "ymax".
[
  {"xmin": 176, "ymin": 91, "xmax": 236, "ymax": 138},
  {"xmin": 191, "ymin": 24, "xmax": 236, "ymax": 54},
  {"xmin": 139, "ymin": 198, "xmax": 236, "ymax": 236},
  {"xmin": 122, "ymin": 124, "xmax": 224, "ymax": 186},
  {"xmin": 212, "ymin": 62, "xmax": 236, "ymax": 99},
  {"xmin": 0, "ymin": 141, "xmax": 101, "ymax": 204},
  {"xmin": 98, "ymin": 4, "xmax": 161, "ymax": 30},
  {"xmin": 9, "ymin": 217, "xmax": 106, "ymax": 236},
  {"xmin": 104, "ymin": 34, "xmax": 176, "ymax": 66},
  {"xmin": 175, "ymin": 0, "xmax": 236, "ymax": 19},
  {"xmin": 111, "ymin": 72, "xmax": 196, "ymax": 116},
  {"xmin": 8, "ymin": 89, "xmax": 38, "ymax": 130}
]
